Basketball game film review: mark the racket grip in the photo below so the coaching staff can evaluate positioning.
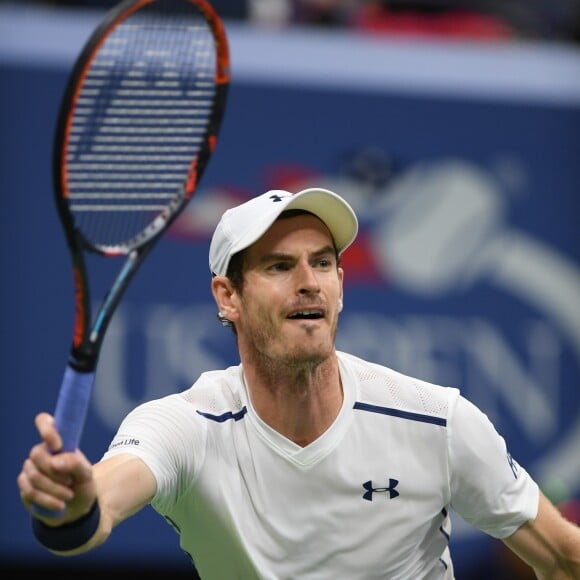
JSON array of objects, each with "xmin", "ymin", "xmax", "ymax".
[
  {"xmin": 53, "ymin": 365, "xmax": 95, "ymax": 452},
  {"xmin": 30, "ymin": 365, "xmax": 95, "ymax": 519}
]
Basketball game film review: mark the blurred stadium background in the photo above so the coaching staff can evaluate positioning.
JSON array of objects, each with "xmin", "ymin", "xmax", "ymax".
[{"xmin": 1, "ymin": 1, "xmax": 579, "ymax": 577}]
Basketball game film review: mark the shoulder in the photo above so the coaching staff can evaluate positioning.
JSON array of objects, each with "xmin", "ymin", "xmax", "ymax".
[
  {"xmin": 106, "ymin": 364, "xmax": 246, "ymax": 447},
  {"xmin": 102, "ymin": 364, "xmax": 247, "ymax": 490},
  {"xmin": 337, "ymin": 350, "xmax": 460, "ymax": 423},
  {"xmin": 177, "ymin": 364, "xmax": 247, "ymax": 415}
]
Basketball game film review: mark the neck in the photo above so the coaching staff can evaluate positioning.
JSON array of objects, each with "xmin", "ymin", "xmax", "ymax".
[{"xmin": 242, "ymin": 351, "xmax": 343, "ymax": 447}]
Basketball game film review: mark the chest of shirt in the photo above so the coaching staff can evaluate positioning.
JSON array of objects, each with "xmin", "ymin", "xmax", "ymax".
[{"xmin": 202, "ymin": 413, "xmax": 447, "ymax": 533}]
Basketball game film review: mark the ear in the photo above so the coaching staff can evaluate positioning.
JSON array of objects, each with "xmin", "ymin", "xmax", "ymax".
[
  {"xmin": 211, "ymin": 276, "xmax": 239, "ymax": 322},
  {"xmin": 338, "ymin": 266, "xmax": 344, "ymax": 306}
]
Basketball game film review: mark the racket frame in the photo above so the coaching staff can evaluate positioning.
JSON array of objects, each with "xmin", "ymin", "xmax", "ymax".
[{"xmin": 51, "ymin": 0, "xmax": 229, "ymax": 375}]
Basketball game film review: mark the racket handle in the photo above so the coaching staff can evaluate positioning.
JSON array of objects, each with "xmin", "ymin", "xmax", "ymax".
[
  {"xmin": 30, "ymin": 365, "xmax": 95, "ymax": 519},
  {"xmin": 53, "ymin": 365, "xmax": 95, "ymax": 452}
]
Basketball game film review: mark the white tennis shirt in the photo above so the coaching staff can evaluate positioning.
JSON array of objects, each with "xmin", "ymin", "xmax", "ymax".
[{"xmin": 103, "ymin": 351, "xmax": 538, "ymax": 579}]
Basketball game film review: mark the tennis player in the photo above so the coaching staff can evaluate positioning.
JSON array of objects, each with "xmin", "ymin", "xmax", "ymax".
[{"xmin": 18, "ymin": 188, "xmax": 580, "ymax": 578}]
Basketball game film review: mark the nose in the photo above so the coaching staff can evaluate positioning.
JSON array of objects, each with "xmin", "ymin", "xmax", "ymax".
[{"xmin": 295, "ymin": 259, "xmax": 320, "ymax": 295}]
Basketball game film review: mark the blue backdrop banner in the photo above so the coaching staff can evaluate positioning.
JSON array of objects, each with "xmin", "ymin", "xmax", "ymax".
[{"xmin": 1, "ymin": 4, "xmax": 579, "ymax": 576}]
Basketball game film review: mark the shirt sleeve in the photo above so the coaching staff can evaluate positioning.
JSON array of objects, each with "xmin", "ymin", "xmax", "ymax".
[
  {"xmin": 101, "ymin": 394, "xmax": 207, "ymax": 511},
  {"xmin": 448, "ymin": 394, "xmax": 539, "ymax": 538}
]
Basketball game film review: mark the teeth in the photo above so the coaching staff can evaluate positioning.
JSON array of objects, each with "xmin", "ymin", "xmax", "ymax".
[{"xmin": 289, "ymin": 310, "xmax": 323, "ymax": 318}]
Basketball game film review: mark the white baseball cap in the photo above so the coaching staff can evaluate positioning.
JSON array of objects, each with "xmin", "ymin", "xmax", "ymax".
[{"xmin": 209, "ymin": 187, "xmax": 359, "ymax": 276}]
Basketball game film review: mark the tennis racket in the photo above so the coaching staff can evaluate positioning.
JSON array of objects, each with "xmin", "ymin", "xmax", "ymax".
[{"xmin": 33, "ymin": 0, "xmax": 229, "ymax": 517}]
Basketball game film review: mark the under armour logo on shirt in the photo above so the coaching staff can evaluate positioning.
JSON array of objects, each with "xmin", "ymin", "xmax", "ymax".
[{"xmin": 362, "ymin": 478, "xmax": 400, "ymax": 501}]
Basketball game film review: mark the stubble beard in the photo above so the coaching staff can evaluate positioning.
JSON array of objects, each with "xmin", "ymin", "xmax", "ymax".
[{"xmin": 245, "ymin": 308, "xmax": 336, "ymax": 379}]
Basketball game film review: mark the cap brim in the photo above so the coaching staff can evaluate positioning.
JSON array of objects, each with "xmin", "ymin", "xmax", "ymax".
[{"xmin": 284, "ymin": 187, "xmax": 358, "ymax": 254}]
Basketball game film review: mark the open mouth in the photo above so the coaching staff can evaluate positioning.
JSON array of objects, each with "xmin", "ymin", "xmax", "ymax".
[{"xmin": 287, "ymin": 309, "xmax": 324, "ymax": 320}]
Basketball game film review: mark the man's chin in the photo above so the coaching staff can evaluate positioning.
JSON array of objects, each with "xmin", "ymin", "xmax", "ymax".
[{"xmin": 282, "ymin": 342, "xmax": 333, "ymax": 367}]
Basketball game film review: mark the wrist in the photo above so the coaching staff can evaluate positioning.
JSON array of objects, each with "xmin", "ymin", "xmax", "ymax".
[{"xmin": 31, "ymin": 500, "xmax": 100, "ymax": 551}]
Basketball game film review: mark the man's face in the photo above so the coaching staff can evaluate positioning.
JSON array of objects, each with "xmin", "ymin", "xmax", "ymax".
[{"xmin": 236, "ymin": 214, "xmax": 344, "ymax": 367}]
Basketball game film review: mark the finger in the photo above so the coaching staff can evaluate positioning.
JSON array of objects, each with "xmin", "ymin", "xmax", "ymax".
[
  {"xmin": 40, "ymin": 447, "xmax": 96, "ymax": 504},
  {"xmin": 22, "ymin": 455, "xmax": 75, "ymax": 499},
  {"xmin": 35, "ymin": 412, "xmax": 63, "ymax": 452},
  {"xmin": 28, "ymin": 444, "xmax": 74, "ymax": 485},
  {"xmin": 17, "ymin": 458, "xmax": 73, "ymax": 513},
  {"xmin": 19, "ymin": 480, "xmax": 68, "ymax": 514}
]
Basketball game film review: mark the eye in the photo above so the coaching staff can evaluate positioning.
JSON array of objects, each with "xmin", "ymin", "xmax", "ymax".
[
  {"xmin": 314, "ymin": 256, "xmax": 334, "ymax": 269},
  {"xmin": 268, "ymin": 262, "xmax": 291, "ymax": 272}
]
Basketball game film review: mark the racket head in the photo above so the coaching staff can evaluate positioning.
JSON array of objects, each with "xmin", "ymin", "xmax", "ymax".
[{"xmin": 53, "ymin": 0, "xmax": 230, "ymax": 258}]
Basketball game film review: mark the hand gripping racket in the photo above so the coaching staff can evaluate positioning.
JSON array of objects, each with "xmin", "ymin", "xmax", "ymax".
[{"xmin": 33, "ymin": 0, "xmax": 229, "ymax": 517}]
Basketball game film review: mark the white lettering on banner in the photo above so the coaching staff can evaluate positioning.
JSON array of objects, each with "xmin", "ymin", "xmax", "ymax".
[
  {"xmin": 94, "ymin": 304, "xmax": 561, "ymax": 445},
  {"xmin": 294, "ymin": 159, "xmax": 580, "ymax": 499}
]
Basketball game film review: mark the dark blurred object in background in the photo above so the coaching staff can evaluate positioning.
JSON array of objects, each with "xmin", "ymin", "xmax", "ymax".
[
  {"xmin": 0, "ymin": 564, "xmax": 199, "ymax": 578},
  {"xmin": 286, "ymin": 0, "xmax": 580, "ymax": 42},
  {"xmin": 3, "ymin": 0, "xmax": 249, "ymax": 20},
  {"xmin": 10, "ymin": 0, "xmax": 580, "ymax": 43},
  {"xmin": 349, "ymin": 1, "xmax": 580, "ymax": 42}
]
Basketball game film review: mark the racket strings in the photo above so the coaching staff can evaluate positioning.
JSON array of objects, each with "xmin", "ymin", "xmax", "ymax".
[{"xmin": 65, "ymin": 0, "xmax": 218, "ymax": 253}]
